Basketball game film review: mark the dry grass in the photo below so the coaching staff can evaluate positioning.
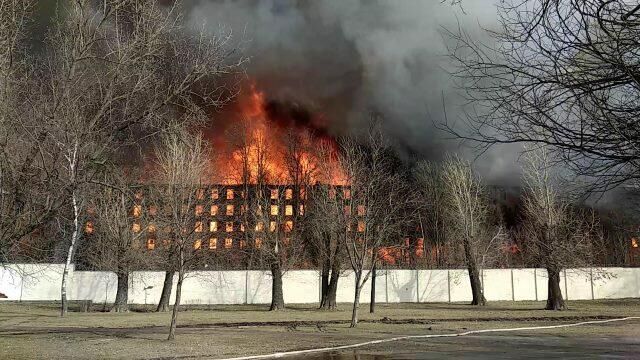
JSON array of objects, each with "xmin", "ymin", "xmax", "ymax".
[{"xmin": 0, "ymin": 300, "xmax": 638, "ymax": 359}]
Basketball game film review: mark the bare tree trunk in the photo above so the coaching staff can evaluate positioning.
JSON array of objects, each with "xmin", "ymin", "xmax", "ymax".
[
  {"xmin": 156, "ymin": 271, "xmax": 174, "ymax": 312},
  {"xmin": 269, "ymin": 262, "xmax": 285, "ymax": 311},
  {"xmin": 112, "ymin": 271, "xmax": 129, "ymax": 312},
  {"xmin": 167, "ymin": 270, "xmax": 184, "ymax": 340},
  {"xmin": 61, "ymin": 187, "xmax": 80, "ymax": 317},
  {"xmin": 545, "ymin": 268, "xmax": 566, "ymax": 310},
  {"xmin": 350, "ymin": 271, "xmax": 362, "ymax": 328},
  {"xmin": 370, "ymin": 265, "xmax": 376, "ymax": 314},
  {"xmin": 319, "ymin": 259, "xmax": 330, "ymax": 307},
  {"xmin": 468, "ymin": 264, "xmax": 485, "ymax": 306},
  {"xmin": 320, "ymin": 261, "xmax": 339, "ymax": 310},
  {"xmin": 464, "ymin": 239, "xmax": 486, "ymax": 306}
]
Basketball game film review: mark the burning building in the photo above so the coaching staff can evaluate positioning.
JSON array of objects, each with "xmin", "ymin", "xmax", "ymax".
[{"xmin": 78, "ymin": 83, "xmax": 425, "ymax": 270}]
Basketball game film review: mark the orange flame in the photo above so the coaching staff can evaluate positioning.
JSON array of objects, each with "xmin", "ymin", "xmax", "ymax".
[{"xmin": 212, "ymin": 82, "xmax": 347, "ymax": 185}]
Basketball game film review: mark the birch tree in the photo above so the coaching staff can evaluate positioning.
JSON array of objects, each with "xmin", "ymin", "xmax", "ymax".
[{"xmin": 152, "ymin": 124, "xmax": 211, "ymax": 340}]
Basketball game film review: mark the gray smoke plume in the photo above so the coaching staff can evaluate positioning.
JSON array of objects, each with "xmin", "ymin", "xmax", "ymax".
[{"xmin": 187, "ymin": 1, "xmax": 518, "ymax": 184}]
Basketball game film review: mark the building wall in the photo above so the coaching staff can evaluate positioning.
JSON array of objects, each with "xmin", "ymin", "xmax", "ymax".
[{"xmin": 1, "ymin": 265, "xmax": 639, "ymax": 304}]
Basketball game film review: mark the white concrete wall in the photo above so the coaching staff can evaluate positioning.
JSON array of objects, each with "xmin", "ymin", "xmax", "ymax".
[
  {"xmin": 512, "ymin": 269, "xmax": 537, "ymax": 301},
  {"xmin": 1, "ymin": 265, "xmax": 639, "ymax": 305},
  {"xmin": 483, "ymin": 269, "xmax": 513, "ymax": 301},
  {"xmin": 418, "ymin": 269, "xmax": 449, "ymax": 302}
]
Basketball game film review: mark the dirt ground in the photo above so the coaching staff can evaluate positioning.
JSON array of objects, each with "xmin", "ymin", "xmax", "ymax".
[{"xmin": 0, "ymin": 300, "xmax": 638, "ymax": 359}]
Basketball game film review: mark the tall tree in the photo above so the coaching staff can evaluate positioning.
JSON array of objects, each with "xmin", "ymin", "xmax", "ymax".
[
  {"xmin": 0, "ymin": 0, "xmax": 64, "ymax": 266},
  {"xmin": 23, "ymin": 0, "xmax": 242, "ymax": 316},
  {"xmin": 83, "ymin": 171, "xmax": 149, "ymax": 312},
  {"xmin": 519, "ymin": 148, "xmax": 598, "ymax": 310},
  {"xmin": 152, "ymin": 124, "xmax": 211, "ymax": 340},
  {"xmin": 414, "ymin": 161, "xmax": 449, "ymax": 268},
  {"xmin": 441, "ymin": 156, "xmax": 504, "ymax": 306},
  {"xmin": 334, "ymin": 123, "xmax": 412, "ymax": 327},
  {"xmin": 445, "ymin": 0, "xmax": 640, "ymax": 193}
]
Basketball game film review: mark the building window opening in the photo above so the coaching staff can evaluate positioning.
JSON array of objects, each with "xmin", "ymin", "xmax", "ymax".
[
  {"xmin": 343, "ymin": 189, "xmax": 351, "ymax": 199},
  {"xmin": 84, "ymin": 221, "xmax": 94, "ymax": 234},
  {"xmin": 133, "ymin": 205, "xmax": 142, "ymax": 218},
  {"xmin": 284, "ymin": 221, "xmax": 293, "ymax": 232},
  {"xmin": 196, "ymin": 188, "xmax": 205, "ymax": 200},
  {"xmin": 195, "ymin": 205, "xmax": 204, "ymax": 216}
]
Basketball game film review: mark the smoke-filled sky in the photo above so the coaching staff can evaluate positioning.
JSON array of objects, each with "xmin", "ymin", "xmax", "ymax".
[{"xmin": 186, "ymin": 0, "xmax": 521, "ymax": 185}]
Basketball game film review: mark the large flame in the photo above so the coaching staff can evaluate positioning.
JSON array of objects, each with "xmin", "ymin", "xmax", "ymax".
[{"xmin": 211, "ymin": 83, "xmax": 347, "ymax": 185}]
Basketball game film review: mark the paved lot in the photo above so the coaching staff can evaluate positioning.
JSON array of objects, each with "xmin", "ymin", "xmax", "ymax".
[{"xmin": 300, "ymin": 334, "xmax": 640, "ymax": 360}]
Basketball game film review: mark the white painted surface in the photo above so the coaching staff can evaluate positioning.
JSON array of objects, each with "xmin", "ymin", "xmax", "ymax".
[
  {"xmin": 512, "ymin": 269, "xmax": 537, "ymax": 301},
  {"xmin": 1, "ymin": 265, "xmax": 639, "ymax": 305},
  {"xmin": 418, "ymin": 270, "xmax": 449, "ymax": 302},
  {"xmin": 565, "ymin": 268, "xmax": 593, "ymax": 300},
  {"xmin": 449, "ymin": 269, "xmax": 473, "ymax": 302},
  {"xmin": 593, "ymin": 267, "xmax": 640, "ymax": 299},
  {"xmin": 386, "ymin": 270, "xmax": 418, "ymax": 303},
  {"xmin": 483, "ymin": 269, "xmax": 512, "ymax": 301}
]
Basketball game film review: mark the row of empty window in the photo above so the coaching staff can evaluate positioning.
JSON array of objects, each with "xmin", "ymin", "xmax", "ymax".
[
  {"xmin": 145, "ymin": 237, "xmax": 293, "ymax": 251},
  {"xmin": 202, "ymin": 188, "xmax": 309, "ymax": 201},
  {"xmin": 196, "ymin": 220, "xmax": 294, "ymax": 233},
  {"xmin": 134, "ymin": 203, "xmax": 306, "ymax": 218},
  {"xmin": 134, "ymin": 203, "xmax": 366, "ymax": 219}
]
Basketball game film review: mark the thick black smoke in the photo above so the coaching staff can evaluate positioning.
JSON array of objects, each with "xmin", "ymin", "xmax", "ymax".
[
  {"xmin": 28, "ymin": 1, "xmax": 519, "ymax": 183},
  {"xmin": 187, "ymin": 0, "xmax": 522, "ymax": 184}
]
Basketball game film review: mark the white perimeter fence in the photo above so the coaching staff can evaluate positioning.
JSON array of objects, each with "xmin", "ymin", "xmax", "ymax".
[{"xmin": 1, "ymin": 265, "xmax": 639, "ymax": 305}]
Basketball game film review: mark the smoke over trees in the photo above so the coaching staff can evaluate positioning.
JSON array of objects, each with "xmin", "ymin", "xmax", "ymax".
[{"xmin": 186, "ymin": 0, "xmax": 519, "ymax": 183}]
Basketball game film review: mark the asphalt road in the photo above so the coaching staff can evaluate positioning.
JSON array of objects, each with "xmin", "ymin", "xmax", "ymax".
[{"xmin": 297, "ymin": 334, "xmax": 640, "ymax": 360}]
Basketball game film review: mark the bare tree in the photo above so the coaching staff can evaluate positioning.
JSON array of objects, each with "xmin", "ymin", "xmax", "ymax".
[
  {"xmin": 0, "ymin": 1, "xmax": 66, "ymax": 267},
  {"xmin": 441, "ymin": 156, "xmax": 505, "ymax": 306},
  {"xmin": 20, "ymin": 0, "xmax": 242, "ymax": 316},
  {"xmin": 306, "ymin": 188, "xmax": 345, "ymax": 310},
  {"xmin": 519, "ymin": 148, "xmax": 598, "ymax": 310},
  {"xmin": 83, "ymin": 171, "xmax": 149, "ymax": 312},
  {"xmin": 333, "ymin": 123, "xmax": 412, "ymax": 327},
  {"xmin": 151, "ymin": 124, "xmax": 211, "ymax": 340},
  {"xmin": 444, "ymin": 0, "xmax": 640, "ymax": 194},
  {"xmin": 414, "ymin": 161, "xmax": 449, "ymax": 268}
]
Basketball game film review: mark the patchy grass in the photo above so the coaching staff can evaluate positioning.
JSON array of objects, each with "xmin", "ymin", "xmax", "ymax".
[{"xmin": 0, "ymin": 300, "xmax": 638, "ymax": 359}]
